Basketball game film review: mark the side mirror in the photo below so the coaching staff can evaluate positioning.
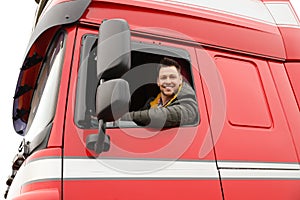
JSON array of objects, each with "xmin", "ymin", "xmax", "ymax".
[
  {"xmin": 97, "ymin": 19, "xmax": 131, "ymax": 80},
  {"xmin": 96, "ymin": 79, "xmax": 131, "ymax": 122},
  {"xmin": 86, "ymin": 19, "xmax": 131, "ymax": 154},
  {"xmin": 86, "ymin": 79, "xmax": 130, "ymax": 154}
]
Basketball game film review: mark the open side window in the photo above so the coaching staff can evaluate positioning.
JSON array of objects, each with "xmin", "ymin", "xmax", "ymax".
[{"xmin": 75, "ymin": 34, "xmax": 197, "ymax": 129}]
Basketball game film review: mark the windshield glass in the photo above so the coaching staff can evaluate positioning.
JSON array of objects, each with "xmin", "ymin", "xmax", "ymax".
[{"xmin": 25, "ymin": 32, "xmax": 66, "ymax": 141}]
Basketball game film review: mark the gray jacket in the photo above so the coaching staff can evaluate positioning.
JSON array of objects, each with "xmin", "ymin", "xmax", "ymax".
[{"xmin": 123, "ymin": 82, "xmax": 199, "ymax": 128}]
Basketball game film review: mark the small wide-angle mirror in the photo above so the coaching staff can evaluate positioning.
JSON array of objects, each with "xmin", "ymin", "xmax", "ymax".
[
  {"xmin": 96, "ymin": 79, "xmax": 130, "ymax": 122},
  {"xmin": 86, "ymin": 79, "xmax": 130, "ymax": 154}
]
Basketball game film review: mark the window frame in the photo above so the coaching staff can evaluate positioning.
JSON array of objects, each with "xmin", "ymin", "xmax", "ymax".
[{"xmin": 74, "ymin": 34, "xmax": 199, "ymax": 129}]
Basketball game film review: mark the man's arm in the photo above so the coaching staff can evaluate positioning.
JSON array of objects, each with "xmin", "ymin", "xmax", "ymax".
[{"xmin": 126, "ymin": 97, "xmax": 199, "ymax": 128}]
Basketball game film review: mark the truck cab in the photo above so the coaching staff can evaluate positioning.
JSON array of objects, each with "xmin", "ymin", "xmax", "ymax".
[{"xmin": 5, "ymin": 0, "xmax": 300, "ymax": 199}]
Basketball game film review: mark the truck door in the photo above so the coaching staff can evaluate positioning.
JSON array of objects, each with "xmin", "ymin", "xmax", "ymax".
[
  {"xmin": 196, "ymin": 48, "xmax": 300, "ymax": 199},
  {"xmin": 62, "ymin": 26, "xmax": 223, "ymax": 200}
]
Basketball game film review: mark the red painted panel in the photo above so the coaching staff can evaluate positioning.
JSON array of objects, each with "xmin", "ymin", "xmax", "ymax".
[
  {"xmin": 48, "ymin": 26, "xmax": 77, "ymax": 148},
  {"xmin": 222, "ymin": 180, "xmax": 300, "ymax": 200},
  {"xmin": 197, "ymin": 48, "xmax": 298, "ymax": 163},
  {"xmin": 270, "ymin": 62, "xmax": 300, "ymax": 162},
  {"xmin": 82, "ymin": 2, "xmax": 285, "ymax": 59},
  {"xmin": 20, "ymin": 181, "xmax": 61, "ymax": 200},
  {"xmin": 63, "ymin": 180, "xmax": 222, "ymax": 200},
  {"xmin": 279, "ymin": 27, "xmax": 300, "ymax": 61},
  {"xmin": 214, "ymin": 56, "xmax": 272, "ymax": 128},
  {"xmin": 285, "ymin": 63, "xmax": 300, "ymax": 111}
]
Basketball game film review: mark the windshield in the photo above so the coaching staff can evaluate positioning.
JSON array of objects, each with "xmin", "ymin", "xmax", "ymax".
[{"xmin": 25, "ymin": 32, "xmax": 66, "ymax": 141}]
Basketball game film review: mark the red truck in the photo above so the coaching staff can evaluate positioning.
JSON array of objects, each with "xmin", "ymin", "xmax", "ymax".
[{"xmin": 4, "ymin": 0, "xmax": 300, "ymax": 199}]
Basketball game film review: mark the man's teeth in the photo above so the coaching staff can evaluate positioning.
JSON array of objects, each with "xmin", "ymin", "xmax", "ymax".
[{"xmin": 163, "ymin": 84, "xmax": 174, "ymax": 88}]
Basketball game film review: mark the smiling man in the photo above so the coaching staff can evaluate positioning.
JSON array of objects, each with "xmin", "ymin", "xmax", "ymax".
[
  {"xmin": 121, "ymin": 57, "xmax": 199, "ymax": 128},
  {"xmin": 152, "ymin": 58, "xmax": 183, "ymax": 108}
]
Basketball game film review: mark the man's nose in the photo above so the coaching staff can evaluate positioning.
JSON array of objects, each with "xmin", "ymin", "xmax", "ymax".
[{"xmin": 165, "ymin": 77, "xmax": 172, "ymax": 83}]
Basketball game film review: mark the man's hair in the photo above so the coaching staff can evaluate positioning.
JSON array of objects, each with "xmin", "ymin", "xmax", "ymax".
[{"xmin": 158, "ymin": 57, "xmax": 181, "ymax": 74}]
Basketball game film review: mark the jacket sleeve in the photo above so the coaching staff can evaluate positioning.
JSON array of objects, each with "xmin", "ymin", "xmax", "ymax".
[{"xmin": 130, "ymin": 97, "xmax": 198, "ymax": 128}]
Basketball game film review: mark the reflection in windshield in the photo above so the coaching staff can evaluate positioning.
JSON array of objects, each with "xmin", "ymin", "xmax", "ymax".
[{"xmin": 26, "ymin": 32, "xmax": 65, "ymax": 141}]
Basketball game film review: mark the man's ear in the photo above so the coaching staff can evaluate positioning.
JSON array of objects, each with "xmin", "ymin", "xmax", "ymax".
[{"xmin": 157, "ymin": 77, "xmax": 160, "ymax": 86}]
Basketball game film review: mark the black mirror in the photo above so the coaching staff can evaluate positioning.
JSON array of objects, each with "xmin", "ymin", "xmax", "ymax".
[
  {"xmin": 97, "ymin": 19, "xmax": 131, "ymax": 80},
  {"xmin": 96, "ymin": 79, "xmax": 130, "ymax": 121}
]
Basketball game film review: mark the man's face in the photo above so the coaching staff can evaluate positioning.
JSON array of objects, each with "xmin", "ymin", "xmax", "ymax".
[{"xmin": 157, "ymin": 66, "xmax": 182, "ymax": 98}]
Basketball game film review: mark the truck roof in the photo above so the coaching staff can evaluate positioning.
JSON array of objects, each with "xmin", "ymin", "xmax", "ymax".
[
  {"xmin": 31, "ymin": 0, "xmax": 300, "ymax": 61},
  {"xmin": 91, "ymin": 0, "xmax": 298, "ymax": 26},
  {"xmin": 80, "ymin": 0, "xmax": 299, "ymax": 60}
]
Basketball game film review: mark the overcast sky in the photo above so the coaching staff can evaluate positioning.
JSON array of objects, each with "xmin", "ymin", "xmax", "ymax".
[{"xmin": 0, "ymin": 0, "xmax": 300, "ymax": 198}]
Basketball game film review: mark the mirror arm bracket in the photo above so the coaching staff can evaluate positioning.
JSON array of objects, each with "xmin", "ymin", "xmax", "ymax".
[
  {"xmin": 95, "ymin": 119, "xmax": 110, "ymax": 153},
  {"xmin": 86, "ymin": 119, "xmax": 110, "ymax": 154}
]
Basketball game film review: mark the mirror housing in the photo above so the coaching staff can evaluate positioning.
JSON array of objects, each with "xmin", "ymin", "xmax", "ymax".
[
  {"xmin": 86, "ymin": 79, "xmax": 130, "ymax": 154},
  {"xmin": 97, "ymin": 19, "xmax": 131, "ymax": 80},
  {"xmin": 96, "ymin": 79, "xmax": 130, "ymax": 121}
]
